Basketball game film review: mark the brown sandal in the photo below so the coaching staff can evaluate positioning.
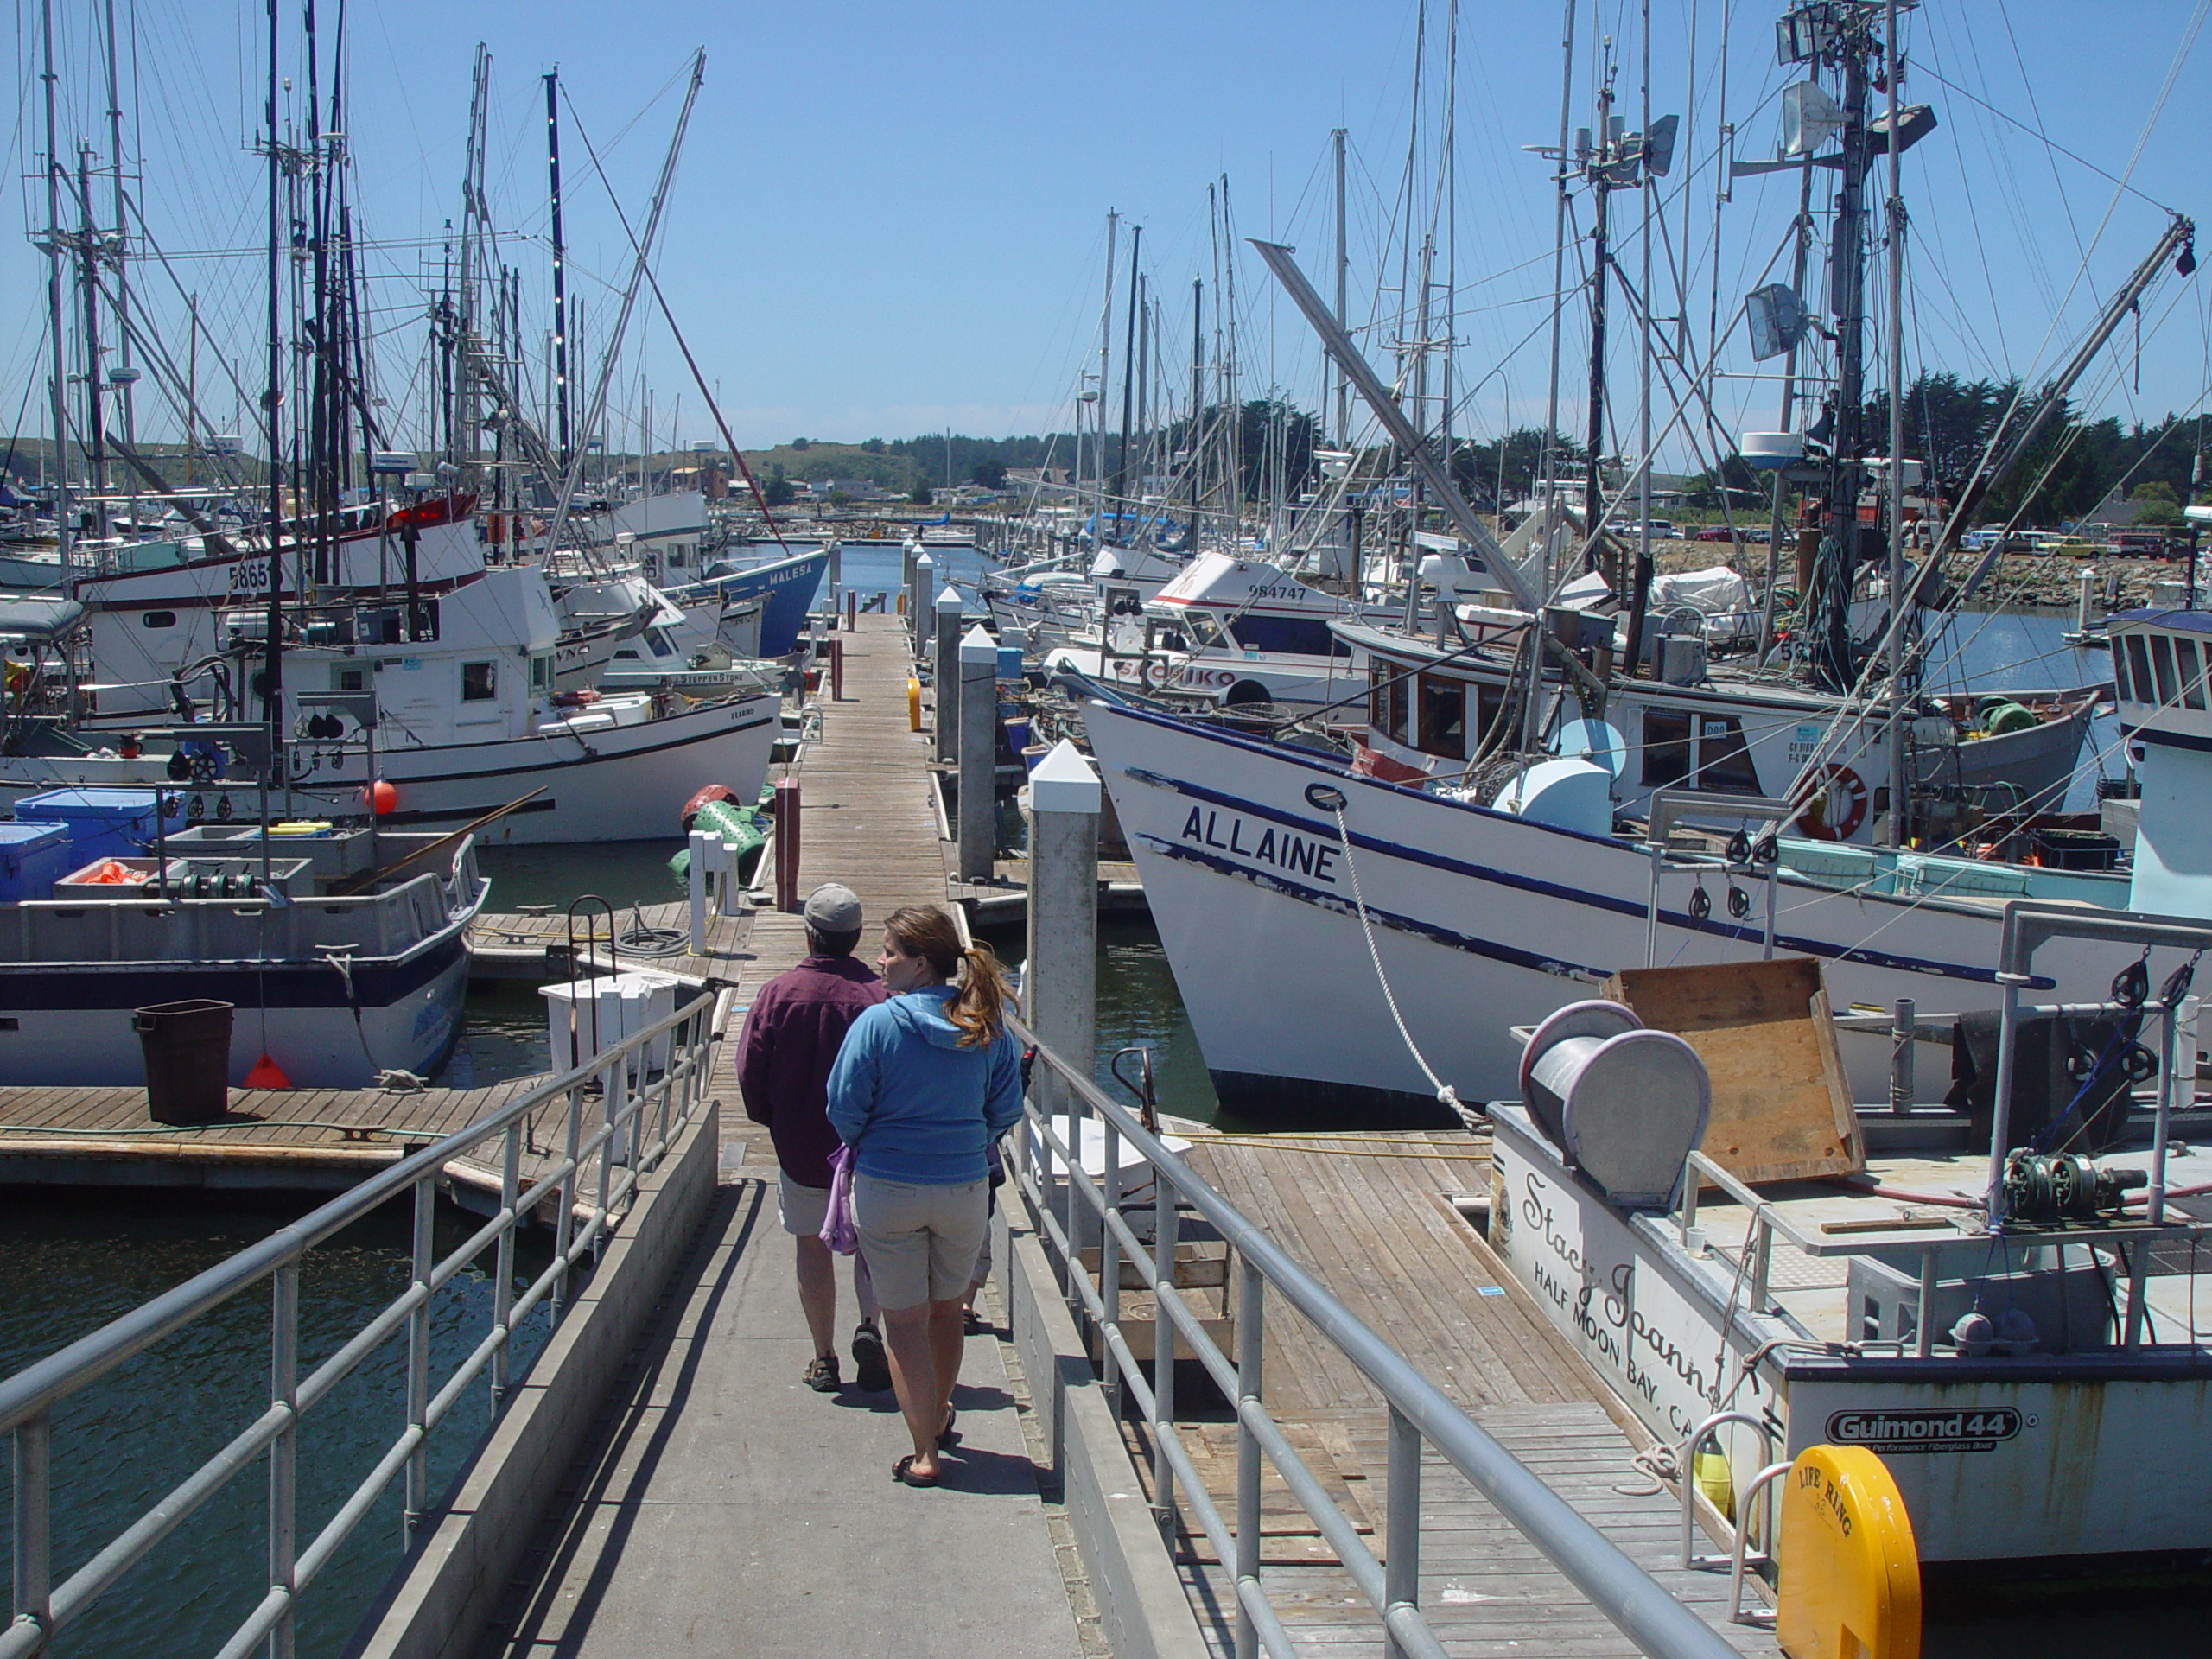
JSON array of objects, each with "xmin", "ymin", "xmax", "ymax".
[{"xmin": 892, "ymin": 1453, "xmax": 941, "ymax": 1488}]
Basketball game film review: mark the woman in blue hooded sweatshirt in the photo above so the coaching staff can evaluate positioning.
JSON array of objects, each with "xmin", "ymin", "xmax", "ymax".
[{"xmin": 827, "ymin": 904, "xmax": 1023, "ymax": 1485}]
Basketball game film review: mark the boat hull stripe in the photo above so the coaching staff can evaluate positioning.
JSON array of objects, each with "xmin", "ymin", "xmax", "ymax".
[{"xmin": 1111, "ymin": 722, "xmax": 2034, "ymax": 987}]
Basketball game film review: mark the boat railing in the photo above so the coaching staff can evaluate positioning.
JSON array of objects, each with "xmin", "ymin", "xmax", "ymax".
[
  {"xmin": 1643, "ymin": 790, "xmax": 1789, "ymax": 963},
  {"xmin": 0, "ymin": 982, "xmax": 732, "ymax": 1659},
  {"xmin": 1008, "ymin": 1011, "xmax": 1743, "ymax": 1659}
]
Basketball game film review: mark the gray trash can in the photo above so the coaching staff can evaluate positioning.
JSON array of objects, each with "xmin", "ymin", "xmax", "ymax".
[{"xmin": 135, "ymin": 999, "xmax": 235, "ymax": 1124}]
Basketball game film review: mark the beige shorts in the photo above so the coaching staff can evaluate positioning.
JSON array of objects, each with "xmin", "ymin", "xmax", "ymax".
[
  {"xmin": 777, "ymin": 1170, "xmax": 830, "ymax": 1238},
  {"xmin": 851, "ymin": 1173, "xmax": 988, "ymax": 1311}
]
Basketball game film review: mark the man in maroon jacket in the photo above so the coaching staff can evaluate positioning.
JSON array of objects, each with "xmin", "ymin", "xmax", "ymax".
[{"xmin": 738, "ymin": 883, "xmax": 891, "ymax": 1392}]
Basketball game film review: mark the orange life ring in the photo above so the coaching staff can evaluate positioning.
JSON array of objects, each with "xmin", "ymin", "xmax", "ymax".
[{"xmin": 1795, "ymin": 762, "xmax": 1868, "ymax": 841}]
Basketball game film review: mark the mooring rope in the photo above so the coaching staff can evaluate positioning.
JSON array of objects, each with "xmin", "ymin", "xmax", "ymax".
[{"xmin": 1326, "ymin": 799, "xmax": 1465, "ymax": 1119}]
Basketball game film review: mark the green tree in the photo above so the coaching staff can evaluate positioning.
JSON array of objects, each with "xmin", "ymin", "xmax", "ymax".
[
  {"xmin": 791, "ymin": 436, "xmax": 811, "ymax": 451},
  {"xmin": 1451, "ymin": 426, "xmax": 1587, "ymax": 510},
  {"xmin": 970, "ymin": 459, "xmax": 1007, "ymax": 491},
  {"xmin": 910, "ymin": 481, "xmax": 934, "ymax": 506},
  {"xmin": 762, "ymin": 465, "xmax": 795, "ymax": 508}
]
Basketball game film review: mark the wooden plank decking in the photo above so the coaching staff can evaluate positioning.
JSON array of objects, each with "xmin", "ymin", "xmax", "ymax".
[
  {"xmin": 705, "ymin": 611, "xmax": 961, "ymax": 1116},
  {"xmin": 1133, "ymin": 1128, "xmax": 1777, "ymax": 1657}
]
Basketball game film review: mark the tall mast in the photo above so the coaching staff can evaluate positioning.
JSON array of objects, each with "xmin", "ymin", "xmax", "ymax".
[
  {"xmin": 38, "ymin": 0, "xmax": 72, "ymax": 569},
  {"xmin": 1136, "ymin": 276, "xmax": 1150, "ymax": 496},
  {"xmin": 75, "ymin": 142, "xmax": 111, "ymax": 541},
  {"xmin": 1535, "ymin": 0, "xmax": 1576, "ymax": 611},
  {"xmin": 1096, "ymin": 210, "xmax": 1117, "ymax": 537},
  {"xmin": 104, "ymin": 0, "xmax": 136, "ymax": 517},
  {"xmin": 1582, "ymin": 58, "xmax": 1615, "ymax": 557},
  {"xmin": 1332, "ymin": 127, "xmax": 1349, "ymax": 446},
  {"xmin": 1810, "ymin": 17, "xmax": 1875, "ymax": 693},
  {"xmin": 306, "ymin": 0, "xmax": 334, "ymax": 590},
  {"xmin": 1755, "ymin": 162, "xmax": 1817, "ymax": 658},
  {"xmin": 1112, "ymin": 224, "xmax": 1142, "ymax": 512},
  {"xmin": 1883, "ymin": 0, "xmax": 1907, "ymax": 840},
  {"xmin": 263, "ymin": 0, "xmax": 285, "ymax": 733},
  {"xmin": 1626, "ymin": 0, "xmax": 1656, "ymax": 678},
  {"xmin": 1189, "ymin": 276, "xmax": 1204, "ymax": 554},
  {"xmin": 1221, "ymin": 175, "xmax": 1240, "ymax": 522},
  {"xmin": 547, "ymin": 69, "xmax": 572, "ymax": 473}
]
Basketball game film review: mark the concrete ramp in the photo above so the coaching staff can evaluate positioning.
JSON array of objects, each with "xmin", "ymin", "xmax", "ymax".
[{"xmin": 472, "ymin": 1166, "xmax": 1084, "ymax": 1658}]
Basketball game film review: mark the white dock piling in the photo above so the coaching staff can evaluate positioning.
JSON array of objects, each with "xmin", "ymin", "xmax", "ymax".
[
  {"xmin": 957, "ymin": 625, "xmax": 997, "ymax": 881},
  {"xmin": 1023, "ymin": 739, "xmax": 1100, "ymax": 1117},
  {"xmin": 909, "ymin": 551, "xmax": 934, "ymax": 647},
  {"xmin": 934, "ymin": 585, "xmax": 966, "ymax": 765}
]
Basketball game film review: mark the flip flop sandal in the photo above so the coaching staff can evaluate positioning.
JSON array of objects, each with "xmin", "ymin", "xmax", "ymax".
[
  {"xmin": 892, "ymin": 1454, "xmax": 941, "ymax": 1488},
  {"xmin": 938, "ymin": 1408, "xmax": 960, "ymax": 1448}
]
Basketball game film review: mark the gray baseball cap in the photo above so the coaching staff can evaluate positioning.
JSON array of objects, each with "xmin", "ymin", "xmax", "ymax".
[{"xmin": 802, "ymin": 882, "xmax": 863, "ymax": 933}]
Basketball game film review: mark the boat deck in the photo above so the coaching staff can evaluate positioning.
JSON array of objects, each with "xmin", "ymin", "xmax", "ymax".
[
  {"xmin": 1678, "ymin": 1140, "xmax": 2212, "ymax": 1345},
  {"xmin": 1145, "ymin": 1127, "xmax": 1777, "ymax": 1657}
]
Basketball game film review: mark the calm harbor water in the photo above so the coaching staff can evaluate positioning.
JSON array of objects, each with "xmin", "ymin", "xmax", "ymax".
[
  {"xmin": 0, "ymin": 1189, "xmax": 552, "ymax": 1659},
  {"xmin": 0, "ymin": 556, "xmax": 2154, "ymax": 1656}
]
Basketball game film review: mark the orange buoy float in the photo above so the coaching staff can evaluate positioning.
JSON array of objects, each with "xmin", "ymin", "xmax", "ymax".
[
  {"xmin": 245, "ymin": 1052, "xmax": 292, "ymax": 1090},
  {"xmin": 365, "ymin": 779, "xmax": 398, "ymax": 816}
]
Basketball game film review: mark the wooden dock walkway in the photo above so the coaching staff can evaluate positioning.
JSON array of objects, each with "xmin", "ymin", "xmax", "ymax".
[
  {"xmin": 0, "ymin": 1074, "xmax": 578, "ymax": 1206},
  {"xmin": 467, "ymin": 901, "xmax": 749, "ymax": 984},
  {"xmin": 705, "ymin": 610, "xmax": 968, "ymax": 1105},
  {"xmin": 1142, "ymin": 1128, "xmax": 1777, "ymax": 1657}
]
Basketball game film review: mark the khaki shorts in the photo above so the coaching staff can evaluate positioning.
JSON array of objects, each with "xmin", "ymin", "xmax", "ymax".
[
  {"xmin": 851, "ymin": 1173, "xmax": 988, "ymax": 1311},
  {"xmin": 778, "ymin": 1170, "xmax": 830, "ymax": 1238}
]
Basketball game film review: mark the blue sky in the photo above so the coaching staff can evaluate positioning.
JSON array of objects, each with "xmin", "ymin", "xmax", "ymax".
[{"xmin": 4, "ymin": 1, "xmax": 2209, "ymax": 468}]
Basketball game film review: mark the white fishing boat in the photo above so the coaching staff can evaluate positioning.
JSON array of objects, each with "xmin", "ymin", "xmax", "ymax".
[
  {"xmin": 0, "ymin": 815, "xmax": 484, "ymax": 1089},
  {"xmin": 0, "ymin": 563, "xmax": 779, "ymax": 843},
  {"xmin": 1482, "ymin": 673, "xmax": 2212, "ymax": 1591},
  {"xmin": 1042, "ymin": 551, "xmax": 1387, "ymax": 709}
]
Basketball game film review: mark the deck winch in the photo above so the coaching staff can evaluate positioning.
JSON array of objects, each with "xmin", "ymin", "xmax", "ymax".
[{"xmin": 2000, "ymin": 1149, "xmax": 2149, "ymax": 1224}]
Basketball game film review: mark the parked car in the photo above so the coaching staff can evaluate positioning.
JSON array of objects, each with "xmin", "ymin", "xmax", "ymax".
[{"xmin": 1693, "ymin": 526, "xmax": 1736, "ymax": 543}]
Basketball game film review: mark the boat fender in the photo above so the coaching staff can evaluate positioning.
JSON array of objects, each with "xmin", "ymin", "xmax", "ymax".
[
  {"xmin": 1794, "ymin": 763, "xmax": 1867, "ymax": 841},
  {"xmin": 679, "ymin": 783, "xmax": 741, "ymax": 833}
]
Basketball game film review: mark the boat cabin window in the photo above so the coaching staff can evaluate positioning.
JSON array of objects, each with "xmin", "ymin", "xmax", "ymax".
[
  {"xmin": 1474, "ymin": 682, "xmax": 1506, "ymax": 747},
  {"xmin": 1370, "ymin": 660, "xmax": 1409, "ymax": 743},
  {"xmin": 1642, "ymin": 709, "xmax": 1693, "ymax": 788},
  {"xmin": 2120, "ymin": 634, "xmax": 2152, "ymax": 707},
  {"xmin": 1224, "ymin": 613, "xmax": 1350, "ymax": 658},
  {"xmin": 531, "ymin": 654, "xmax": 554, "ymax": 692},
  {"xmin": 1181, "ymin": 610, "xmax": 1224, "ymax": 650},
  {"xmin": 332, "ymin": 667, "xmax": 366, "ymax": 693},
  {"xmin": 1695, "ymin": 715, "xmax": 1760, "ymax": 792},
  {"xmin": 1416, "ymin": 674, "xmax": 1466, "ymax": 760},
  {"xmin": 2179, "ymin": 637, "xmax": 2208, "ymax": 710},
  {"xmin": 1641, "ymin": 709, "xmax": 1759, "ymax": 792},
  {"xmin": 2151, "ymin": 634, "xmax": 2179, "ymax": 707},
  {"xmin": 645, "ymin": 628, "xmax": 678, "ymax": 658},
  {"xmin": 461, "ymin": 661, "xmax": 498, "ymax": 702},
  {"xmin": 141, "ymin": 611, "xmax": 176, "ymax": 629}
]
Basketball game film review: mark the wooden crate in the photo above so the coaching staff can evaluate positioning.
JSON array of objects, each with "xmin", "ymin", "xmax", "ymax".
[{"xmin": 1602, "ymin": 956, "xmax": 1864, "ymax": 1185}]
